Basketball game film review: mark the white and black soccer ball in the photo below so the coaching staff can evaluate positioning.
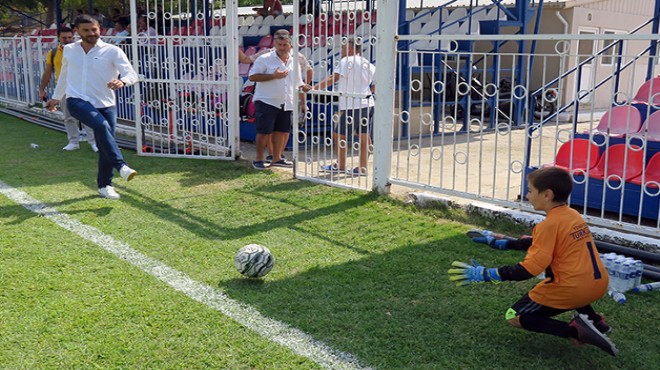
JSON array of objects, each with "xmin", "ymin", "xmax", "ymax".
[{"xmin": 234, "ymin": 244, "xmax": 275, "ymax": 278}]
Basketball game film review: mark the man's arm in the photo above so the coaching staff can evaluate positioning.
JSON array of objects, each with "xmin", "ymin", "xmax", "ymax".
[
  {"xmin": 113, "ymin": 48, "xmax": 139, "ymax": 86},
  {"xmin": 313, "ymin": 72, "xmax": 340, "ymax": 90},
  {"xmin": 249, "ymin": 69, "xmax": 288, "ymax": 82},
  {"xmin": 38, "ymin": 62, "xmax": 54, "ymax": 101}
]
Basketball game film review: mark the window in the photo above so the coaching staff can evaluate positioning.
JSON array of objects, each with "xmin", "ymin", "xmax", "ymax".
[{"xmin": 601, "ymin": 30, "xmax": 624, "ymax": 66}]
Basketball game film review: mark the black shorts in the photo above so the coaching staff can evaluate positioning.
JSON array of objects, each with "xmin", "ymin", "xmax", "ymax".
[
  {"xmin": 335, "ymin": 107, "xmax": 374, "ymax": 137},
  {"xmin": 506, "ymin": 293, "xmax": 568, "ymax": 320},
  {"xmin": 254, "ymin": 100, "xmax": 292, "ymax": 135}
]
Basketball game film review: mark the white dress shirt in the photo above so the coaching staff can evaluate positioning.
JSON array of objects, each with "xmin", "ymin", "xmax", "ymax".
[
  {"xmin": 249, "ymin": 49, "xmax": 304, "ymax": 111},
  {"xmin": 53, "ymin": 39, "xmax": 138, "ymax": 108}
]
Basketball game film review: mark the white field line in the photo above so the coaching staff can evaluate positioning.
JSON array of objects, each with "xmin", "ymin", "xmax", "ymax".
[{"xmin": 0, "ymin": 180, "xmax": 368, "ymax": 370}]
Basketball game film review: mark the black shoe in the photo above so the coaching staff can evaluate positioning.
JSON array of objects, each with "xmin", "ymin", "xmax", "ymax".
[
  {"xmin": 270, "ymin": 159, "xmax": 293, "ymax": 168},
  {"xmin": 569, "ymin": 314, "xmax": 618, "ymax": 356},
  {"xmin": 252, "ymin": 161, "xmax": 268, "ymax": 170},
  {"xmin": 265, "ymin": 154, "xmax": 286, "ymax": 164}
]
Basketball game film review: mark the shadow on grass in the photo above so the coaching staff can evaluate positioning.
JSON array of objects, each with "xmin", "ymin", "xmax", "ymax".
[
  {"xmin": 219, "ymin": 235, "xmax": 626, "ymax": 369},
  {"xmin": 0, "ymin": 197, "xmax": 113, "ymax": 225},
  {"xmin": 118, "ymin": 181, "xmax": 376, "ymax": 253}
]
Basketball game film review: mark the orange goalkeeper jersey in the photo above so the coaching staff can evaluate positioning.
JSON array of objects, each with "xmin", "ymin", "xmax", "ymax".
[{"xmin": 521, "ymin": 205, "xmax": 608, "ymax": 309}]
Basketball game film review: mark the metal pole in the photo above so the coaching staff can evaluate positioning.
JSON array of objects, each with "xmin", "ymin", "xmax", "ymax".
[
  {"xmin": 129, "ymin": 0, "xmax": 142, "ymax": 152},
  {"xmin": 226, "ymin": 0, "xmax": 241, "ymax": 159},
  {"xmin": 372, "ymin": 0, "xmax": 398, "ymax": 194}
]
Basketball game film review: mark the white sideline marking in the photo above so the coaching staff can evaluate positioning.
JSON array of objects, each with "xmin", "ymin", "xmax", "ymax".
[{"xmin": 0, "ymin": 180, "xmax": 367, "ymax": 370}]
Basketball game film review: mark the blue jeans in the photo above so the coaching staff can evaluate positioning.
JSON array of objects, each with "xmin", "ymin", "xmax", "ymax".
[{"xmin": 66, "ymin": 98, "xmax": 126, "ymax": 188}]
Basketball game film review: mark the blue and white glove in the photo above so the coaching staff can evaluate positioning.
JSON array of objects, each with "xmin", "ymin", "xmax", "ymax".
[
  {"xmin": 472, "ymin": 235, "xmax": 509, "ymax": 250},
  {"xmin": 448, "ymin": 259, "xmax": 502, "ymax": 286}
]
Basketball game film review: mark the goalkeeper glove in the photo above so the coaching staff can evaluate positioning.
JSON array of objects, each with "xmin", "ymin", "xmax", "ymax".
[
  {"xmin": 472, "ymin": 235, "xmax": 509, "ymax": 250},
  {"xmin": 448, "ymin": 259, "xmax": 502, "ymax": 286}
]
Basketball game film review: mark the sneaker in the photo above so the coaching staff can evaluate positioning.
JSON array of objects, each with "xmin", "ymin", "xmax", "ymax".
[
  {"xmin": 252, "ymin": 160, "xmax": 268, "ymax": 170},
  {"xmin": 62, "ymin": 143, "xmax": 80, "ymax": 151},
  {"xmin": 98, "ymin": 185, "xmax": 120, "ymax": 200},
  {"xmin": 593, "ymin": 314, "xmax": 612, "ymax": 334},
  {"xmin": 90, "ymin": 143, "xmax": 99, "ymax": 153},
  {"xmin": 270, "ymin": 159, "xmax": 293, "ymax": 168},
  {"xmin": 265, "ymin": 154, "xmax": 287, "ymax": 164},
  {"xmin": 569, "ymin": 314, "xmax": 618, "ymax": 356},
  {"xmin": 320, "ymin": 163, "xmax": 344, "ymax": 173},
  {"xmin": 119, "ymin": 165, "xmax": 137, "ymax": 182},
  {"xmin": 348, "ymin": 167, "xmax": 367, "ymax": 176}
]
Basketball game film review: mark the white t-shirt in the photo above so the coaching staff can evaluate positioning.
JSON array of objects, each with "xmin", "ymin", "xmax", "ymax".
[
  {"xmin": 249, "ymin": 49, "xmax": 304, "ymax": 111},
  {"xmin": 336, "ymin": 55, "xmax": 375, "ymax": 110}
]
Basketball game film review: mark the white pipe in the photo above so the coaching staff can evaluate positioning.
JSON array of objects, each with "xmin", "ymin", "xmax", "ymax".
[{"xmin": 556, "ymin": 10, "xmax": 569, "ymax": 34}]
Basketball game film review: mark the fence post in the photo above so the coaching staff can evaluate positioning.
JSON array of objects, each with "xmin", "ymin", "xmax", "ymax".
[{"xmin": 372, "ymin": 0, "xmax": 397, "ymax": 194}]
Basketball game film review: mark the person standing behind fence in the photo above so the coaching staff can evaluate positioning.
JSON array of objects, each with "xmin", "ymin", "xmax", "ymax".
[
  {"xmin": 314, "ymin": 38, "xmax": 375, "ymax": 176},
  {"xmin": 45, "ymin": 15, "xmax": 139, "ymax": 200},
  {"xmin": 39, "ymin": 27, "xmax": 98, "ymax": 153},
  {"xmin": 248, "ymin": 29, "xmax": 311, "ymax": 170}
]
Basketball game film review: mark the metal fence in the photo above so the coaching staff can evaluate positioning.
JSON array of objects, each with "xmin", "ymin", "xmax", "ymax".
[{"xmin": 1, "ymin": 1, "xmax": 659, "ymax": 237}]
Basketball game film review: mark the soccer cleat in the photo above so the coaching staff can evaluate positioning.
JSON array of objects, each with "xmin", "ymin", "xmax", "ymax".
[
  {"xmin": 90, "ymin": 143, "xmax": 99, "ymax": 153},
  {"xmin": 252, "ymin": 161, "xmax": 268, "ymax": 170},
  {"xmin": 98, "ymin": 186, "xmax": 120, "ymax": 200},
  {"xmin": 119, "ymin": 165, "xmax": 137, "ymax": 182},
  {"xmin": 569, "ymin": 314, "xmax": 618, "ymax": 356},
  {"xmin": 62, "ymin": 143, "xmax": 80, "ymax": 151},
  {"xmin": 593, "ymin": 314, "xmax": 612, "ymax": 334},
  {"xmin": 270, "ymin": 159, "xmax": 293, "ymax": 168}
]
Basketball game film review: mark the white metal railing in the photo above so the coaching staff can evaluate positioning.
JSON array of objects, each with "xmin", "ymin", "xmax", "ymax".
[{"xmin": 3, "ymin": 3, "xmax": 660, "ymax": 237}]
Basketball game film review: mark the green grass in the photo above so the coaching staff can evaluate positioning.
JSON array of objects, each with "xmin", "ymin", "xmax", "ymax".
[{"xmin": 1, "ymin": 113, "xmax": 658, "ymax": 369}]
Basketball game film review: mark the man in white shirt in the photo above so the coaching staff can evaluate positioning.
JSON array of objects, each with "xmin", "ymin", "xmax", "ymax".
[
  {"xmin": 45, "ymin": 15, "xmax": 139, "ymax": 200},
  {"xmin": 248, "ymin": 29, "xmax": 311, "ymax": 170},
  {"xmin": 314, "ymin": 38, "xmax": 376, "ymax": 176}
]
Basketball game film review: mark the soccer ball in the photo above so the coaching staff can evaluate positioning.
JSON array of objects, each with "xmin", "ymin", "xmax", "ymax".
[{"xmin": 234, "ymin": 244, "xmax": 275, "ymax": 278}]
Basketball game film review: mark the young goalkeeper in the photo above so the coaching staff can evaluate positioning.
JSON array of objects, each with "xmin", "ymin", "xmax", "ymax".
[{"xmin": 449, "ymin": 166, "xmax": 617, "ymax": 356}]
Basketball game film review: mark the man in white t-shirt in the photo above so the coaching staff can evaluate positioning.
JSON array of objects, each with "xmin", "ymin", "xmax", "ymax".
[
  {"xmin": 314, "ymin": 38, "xmax": 376, "ymax": 176},
  {"xmin": 248, "ymin": 29, "xmax": 312, "ymax": 170}
]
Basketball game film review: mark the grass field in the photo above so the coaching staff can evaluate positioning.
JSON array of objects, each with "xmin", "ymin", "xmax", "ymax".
[{"xmin": 1, "ymin": 113, "xmax": 659, "ymax": 369}]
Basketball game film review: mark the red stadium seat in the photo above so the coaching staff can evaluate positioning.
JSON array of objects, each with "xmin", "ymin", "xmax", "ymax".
[
  {"xmin": 257, "ymin": 34, "xmax": 272, "ymax": 48},
  {"xmin": 629, "ymin": 152, "xmax": 660, "ymax": 188},
  {"xmin": 584, "ymin": 105, "xmax": 642, "ymax": 138},
  {"xmin": 588, "ymin": 144, "xmax": 645, "ymax": 181},
  {"xmin": 551, "ymin": 139, "xmax": 600, "ymax": 174},
  {"xmin": 631, "ymin": 76, "xmax": 660, "ymax": 106},
  {"xmin": 632, "ymin": 110, "xmax": 660, "ymax": 142}
]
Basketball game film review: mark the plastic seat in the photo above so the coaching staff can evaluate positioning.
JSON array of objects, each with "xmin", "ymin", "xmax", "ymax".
[
  {"xmin": 243, "ymin": 46, "xmax": 258, "ymax": 57},
  {"xmin": 631, "ymin": 76, "xmax": 660, "ymax": 106},
  {"xmin": 588, "ymin": 144, "xmax": 645, "ymax": 181},
  {"xmin": 262, "ymin": 15, "xmax": 275, "ymax": 26},
  {"xmin": 257, "ymin": 34, "xmax": 273, "ymax": 48},
  {"xmin": 551, "ymin": 139, "xmax": 600, "ymax": 174},
  {"xmin": 584, "ymin": 105, "xmax": 643, "ymax": 138},
  {"xmin": 633, "ymin": 110, "xmax": 660, "ymax": 141},
  {"xmin": 273, "ymin": 15, "xmax": 285, "ymax": 26},
  {"xmin": 629, "ymin": 152, "xmax": 660, "ymax": 187}
]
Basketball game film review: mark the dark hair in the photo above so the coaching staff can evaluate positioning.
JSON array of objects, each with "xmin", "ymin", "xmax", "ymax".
[
  {"xmin": 57, "ymin": 26, "xmax": 73, "ymax": 36},
  {"xmin": 74, "ymin": 15, "xmax": 99, "ymax": 28},
  {"xmin": 527, "ymin": 167, "xmax": 573, "ymax": 203},
  {"xmin": 117, "ymin": 17, "xmax": 130, "ymax": 28}
]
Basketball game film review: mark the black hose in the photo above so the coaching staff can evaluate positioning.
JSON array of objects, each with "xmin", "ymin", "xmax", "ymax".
[
  {"xmin": 595, "ymin": 240, "xmax": 660, "ymax": 264},
  {"xmin": 643, "ymin": 269, "xmax": 660, "ymax": 281}
]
